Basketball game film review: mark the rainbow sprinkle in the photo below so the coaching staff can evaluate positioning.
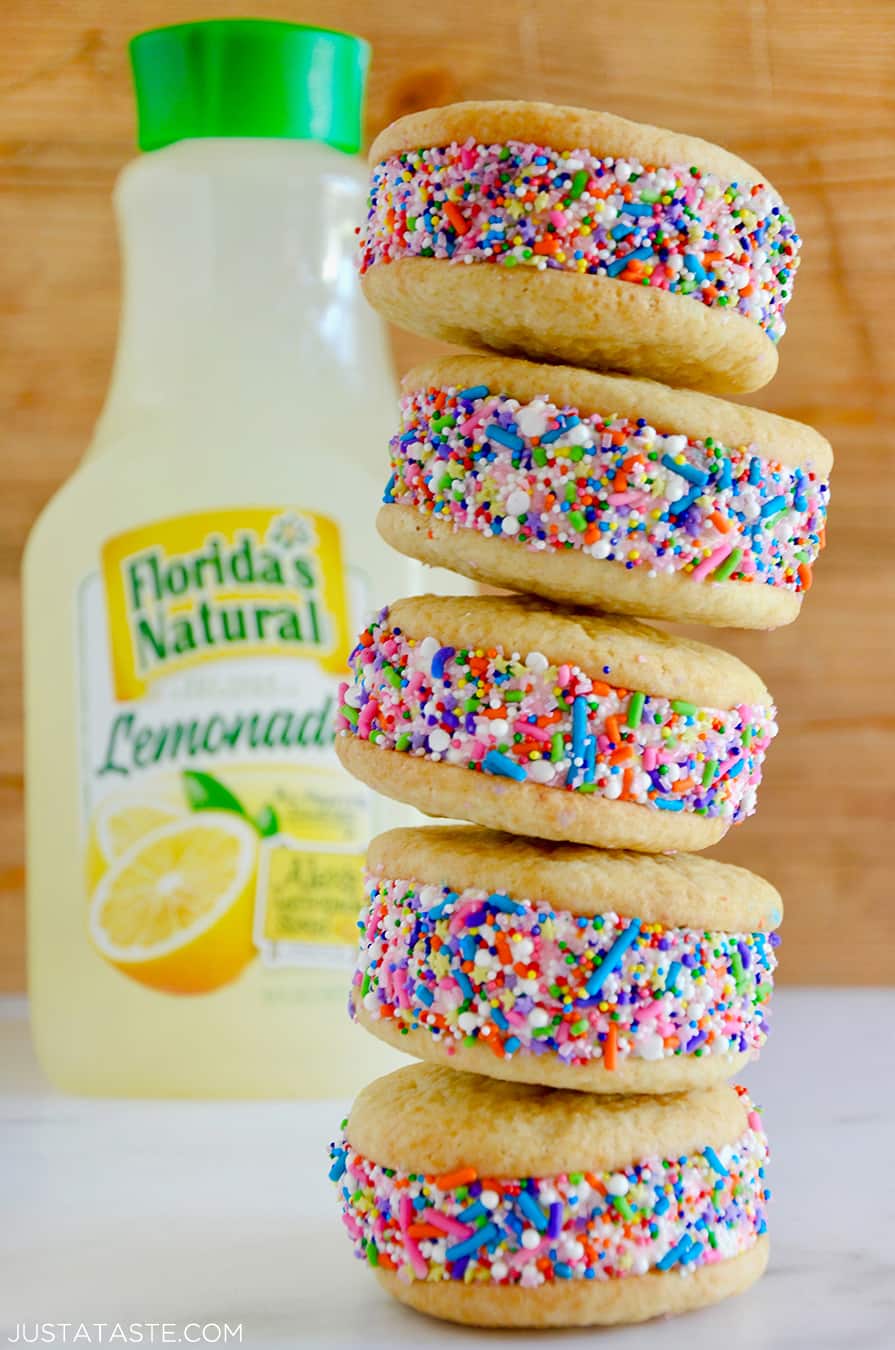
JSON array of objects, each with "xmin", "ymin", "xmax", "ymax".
[
  {"xmin": 387, "ymin": 384, "xmax": 828, "ymax": 592},
  {"xmin": 337, "ymin": 613, "xmax": 778, "ymax": 824},
  {"xmin": 330, "ymin": 1091, "xmax": 769, "ymax": 1286},
  {"xmin": 360, "ymin": 140, "xmax": 800, "ymax": 341},
  {"xmin": 352, "ymin": 876, "xmax": 778, "ymax": 1068}
]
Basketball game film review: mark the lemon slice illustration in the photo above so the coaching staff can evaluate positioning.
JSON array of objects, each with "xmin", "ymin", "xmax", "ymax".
[
  {"xmin": 89, "ymin": 812, "xmax": 258, "ymax": 994},
  {"xmin": 86, "ymin": 796, "xmax": 181, "ymax": 892}
]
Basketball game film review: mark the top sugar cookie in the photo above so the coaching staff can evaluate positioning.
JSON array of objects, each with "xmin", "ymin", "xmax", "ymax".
[{"xmin": 360, "ymin": 101, "xmax": 801, "ymax": 394}]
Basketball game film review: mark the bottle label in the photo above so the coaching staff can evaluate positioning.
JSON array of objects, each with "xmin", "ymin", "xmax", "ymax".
[{"xmin": 77, "ymin": 507, "xmax": 369, "ymax": 996}]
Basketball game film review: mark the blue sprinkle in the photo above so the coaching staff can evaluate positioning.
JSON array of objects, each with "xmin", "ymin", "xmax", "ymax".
[
  {"xmin": 491, "ymin": 1006, "xmax": 509, "ymax": 1030},
  {"xmin": 610, "ymin": 222, "xmax": 636, "ymax": 239},
  {"xmin": 382, "ymin": 472, "xmax": 396, "ymax": 504},
  {"xmin": 459, "ymin": 935, "xmax": 477, "ymax": 962},
  {"xmin": 684, "ymin": 253, "xmax": 708, "ymax": 282},
  {"xmin": 661, "ymin": 454, "xmax": 708, "ymax": 487},
  {"xmin": 328, "ymin": 1150, "xmax": 346, "ymax": 1182},
  {"xmin": 665, "ymin": 960, "xmax": 681, "ymax": 992},
  {"xmin": 415, "ymin": 982, "xmax": 434, "ymax": 1007},
  {"xmin": 726, "ymin": 757, "xmax": 745, "ymax": 779},
  {"xmin": 517, "ymin": 1191, "xmax": 548, "ymax": 1231},
  {"xmin": 704, "ymin": 1146, "xmax": 729, "ymax": 1176},
  {"xmin": 539, "ymin": 425, "xmax": 565, "ymax": 445},
  {"xmin": 626, "ymin": 245, "xmax": 655, "ymax": 261},
  {"xmin": 653, "ymin": 1192, "xmax": 670, "ymax": 1216},
  {"xmin": 668, "ymin": 486, "xmax": 701, "ymax": 516},
  {"xmin": 654, "ymin": 797, "xmax": 684, "ymax": 811},
  {"xmin": 488, "ymin": 892, "xmax": 526, "ymax": 915},
  {"xmin": 504, "ymin": 1036, "xmax": 521, "ymax": 1055},
  {"xmin": 554, "ymin": 1262, "xmax": 573, "ymax": 1279},
  {"xmin": 656, "ymin": 1234, "xmax": 691, "ymax": 1271},
  {"xmin": 455, "ymin": 969, "xmax": 474, "ymax": 1001},
  {"xmin": 486, "ymin": 423, "xmax": 524, "ymax": 451},
  {"xmin": 572, "ymin": 695, "xmax": 589, "ymax": 759},
  {"xmin": 427, "ymin": 894, "xmax": 456, "ymax": 920},
  {"xmin": 458, "ymin": 384, "xmax": 489, "ymax": 400},
  {"xmin": 482, "ymin": 749, "xmax": 527, "ymax": 782},
  {"xmin": 622, "ymin": 202, "xmax": 654, "ymax": 217},
  {"xmin": 760, "ymin": 495, "xmax": 786, "ymax": 518},
  {"xmin": 584, "ymin": 919, "xmax": 642, "ymax": 997},
  {"xmin": 431, "ymin": 645, "xmax": 455, "ymax": 679},
  {"xmin": 715, "ymin": 456, "xmax": 733, "ymax": 491},
  {"xmin": 606, "ymin": 254, "xmax": 633, "ymax": 277},
  {"xmin": 748, "ymin": 457, "xmax": 763, "ymax": 486},
  {"xmin": 446, "ymin": 1224, "xmax": 499, "ymax": 1261}
]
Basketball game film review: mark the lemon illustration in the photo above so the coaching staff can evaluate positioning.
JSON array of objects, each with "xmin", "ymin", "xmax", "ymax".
[
  {"xmin": 89, "ymin": 812, "xmax": 258, "ymax": 994},
  {"xmin": 86, "ymin": 796, "xmax": 181, "ymax": 894}
]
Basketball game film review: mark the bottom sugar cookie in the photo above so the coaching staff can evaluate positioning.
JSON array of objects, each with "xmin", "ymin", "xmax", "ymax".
[{"xmin": 330, "ymin": 1063, "xmax": 770, "ymax": 1328}]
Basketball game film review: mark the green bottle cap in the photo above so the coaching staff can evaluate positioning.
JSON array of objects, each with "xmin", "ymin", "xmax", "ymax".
[{"xmin": 129, "ymin": 19, "xmax": 369, "ymax": 154}]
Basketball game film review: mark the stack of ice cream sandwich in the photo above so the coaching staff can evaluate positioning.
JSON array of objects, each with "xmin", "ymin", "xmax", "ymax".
[{"xmin": 329, "ymin": 100, "xmax": 832, "ymax": 1329}]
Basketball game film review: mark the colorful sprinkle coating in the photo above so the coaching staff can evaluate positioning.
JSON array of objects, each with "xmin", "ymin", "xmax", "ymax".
[
  {"xmin": 360, "ymin": 140, "xmax": 800, "ymax": 340},
  {"xmin": 336, "ymin": 614, "xmax": 777, "ymax": 823},
  {"xmin": 352, "ymin": 876, "xmax": 778, "ymax": 1067},
  {"xmin": 388, "ymin": 385, "xmax": 828, "ymax": 592},
  {"xmin": 329, "ymin": 1092, "xmax": 769, "ymax": 1286}
]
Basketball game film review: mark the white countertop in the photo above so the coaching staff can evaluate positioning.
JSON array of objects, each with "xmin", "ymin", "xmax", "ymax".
[{"xmin": 2, "ymin": 990, "xmax": 893, "ymax": 1348}]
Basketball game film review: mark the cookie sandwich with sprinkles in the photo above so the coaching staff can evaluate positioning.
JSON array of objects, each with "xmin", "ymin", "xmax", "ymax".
[
  {"xmin": 329, "ymin": 1063, "xmax": 770, "ymax": 1328},
  {"xmin": 335, "ymin": 594, "xmax": 778, "ymax": 854},
  {"xmin": 380, "ymin": 354, "xmax": 832, "ymax": 629},
  {"xmin": 352, "ymin": 826, "xmax": 782, "ymax": 1094},
  {"xmin": 360, "ymin": 101, "xmax": 802, "ymax": 394}
]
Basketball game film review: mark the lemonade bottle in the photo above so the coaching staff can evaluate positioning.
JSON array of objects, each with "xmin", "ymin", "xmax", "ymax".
[{"xmin": 23, "ymin": 19, "xmax": 422, "ymax": 1097}]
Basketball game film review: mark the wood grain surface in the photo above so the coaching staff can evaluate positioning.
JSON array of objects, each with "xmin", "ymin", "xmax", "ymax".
[{"xmin": 2, "ymin": 1, "xmax": 894, "ymax": 989}]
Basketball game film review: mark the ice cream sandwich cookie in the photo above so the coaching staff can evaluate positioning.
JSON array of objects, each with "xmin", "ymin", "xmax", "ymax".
[
  {"xmin": 329, "ymin": 1063, "xmax": 770, "ymax": 1327},
  {"xmin": 380, "ymin": 354, "xmax": 832, "ymax": 629},
  {"xmin": 352, "ymin": 826, "xmax": 781, "ymax": 1093},
  {"xmin": 360, "ymin": 101, "xmax": 801, "ymax": 394},
  {"xmin": 335, "ymin": 595, "xmax": 777, "ymax": 853}
]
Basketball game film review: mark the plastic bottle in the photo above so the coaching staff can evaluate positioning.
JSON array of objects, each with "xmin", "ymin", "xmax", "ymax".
[{"xmin": 24, "ymin": 19, "xmax": 419, "ymax": 1097}]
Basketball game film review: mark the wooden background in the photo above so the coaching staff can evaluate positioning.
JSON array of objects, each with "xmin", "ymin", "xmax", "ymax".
[{"xmin": 2, "ymin": 0, "xmax": 894, "ymax": 989}]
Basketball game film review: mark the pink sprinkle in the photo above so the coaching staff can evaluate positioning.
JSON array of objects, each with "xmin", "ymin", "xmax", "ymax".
[
  {"xmin": 460, "ymin": 144, "xmax": 476, "ymax": 170},
  {"xmin": 337, "ymin": 681, "xmax": 348, "ymax": 703},
  {"xmin": 425, "ymin": 1210, "xmax": 474, "ymax": 1239},
  {"xmin": 690, "ymin": 538, "xmax": 736, "ymax": 582},
  {"xmin": 557, "ymin": 664, "xmax": 571, "ymax": 688},
  {"xmin": 748, "ymin": 1110, "xmax": 762, "ymax": 1132},
  {"xmin": 399, "ymin": 1194, "xmax": 413, "ymax": 1232},
  {"xmin": 459, "ymin": 398, "xmax": 499, "ymax": 438},
  {"xmin": 342, "ymin": 1213, "xmax": 362, "ymax": 1241},
  {"xmin": 449, "ymin": 898, "xmax": 485, "ymax": 933},
  {"xmin": 469, "ymin": 739, "xmax": 487, "ymax": 761},
  {"xmin": 642, "ymin": 746, "xmax": 658, "ymax": 772},
  {"xmin": 393, "ymin": 967, "xmax": 410, "ymax": 1009},
  {"xmin": 607, "ymin": 491, "xmax": 637, "ymax": 506},
  {"xmin": 509, "ymin": 1238, "xmax": 550, "ymax": 1270},
  {"xmin": 520, "ymin": 722, "xmax": 551, "ymax": 743},
  {"xmin": 549, "ymin": 209, "xmax": 567, "ymax": 229},
  {"xmin": 404, "ymin": 1235, "xmax": 429, "ymax": 1280}
]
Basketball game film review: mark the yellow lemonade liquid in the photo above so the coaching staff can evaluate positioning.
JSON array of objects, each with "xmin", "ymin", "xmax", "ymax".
[{"xmin": 23, "ymin": 23, "xmax": 449, "ymax": 1097}]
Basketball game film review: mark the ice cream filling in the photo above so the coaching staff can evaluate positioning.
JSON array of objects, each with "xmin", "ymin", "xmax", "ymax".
[
  {"xmin": 330, "ymin": 1095, "xmax": 769, "ymax": 1286},
  {"xmin": 360, "ymin": 139, "xmax": 799, "ymax": 341},
  {"xmin": 386, "ymin": 385, "xmax": 828, "ymax": 593},
  {"xmin": 352, "ymin": 876, "xmax": 778, "ymax": 1067},
  {"xmin": 337, "ymin": 617, "xmax": 777, "ymax": 824}
]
